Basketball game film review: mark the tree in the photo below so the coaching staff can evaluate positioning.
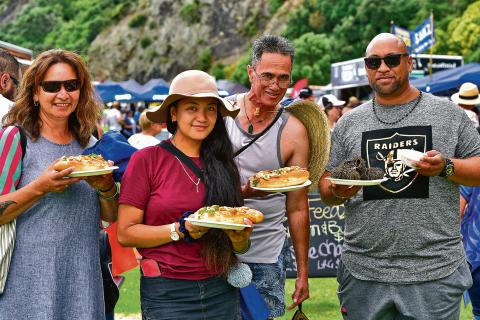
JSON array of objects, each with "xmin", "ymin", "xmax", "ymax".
[{"xmin": 292, "ymin": 33, "xmax": 334, "ymax": 84}]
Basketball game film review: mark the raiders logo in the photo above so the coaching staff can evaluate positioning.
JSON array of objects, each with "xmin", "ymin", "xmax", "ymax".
[{"xmin": 361, "ymin": 126, "xmax": 432, "ymax": 200}]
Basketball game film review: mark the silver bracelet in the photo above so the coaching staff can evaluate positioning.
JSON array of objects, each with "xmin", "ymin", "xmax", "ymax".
[{"xmin": 97, "ymin": 182, "xmax": 120, "ymax": 200}]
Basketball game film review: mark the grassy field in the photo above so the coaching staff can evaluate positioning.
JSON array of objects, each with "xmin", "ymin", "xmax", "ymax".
[{"xmin": 116, "ymin": 267, "xmax": 473, "ymax": 319}]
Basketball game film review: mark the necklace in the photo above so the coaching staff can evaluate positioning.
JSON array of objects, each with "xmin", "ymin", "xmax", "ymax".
[
  {"xmin": 244, "ymin": 95, "xmax": 270, "ymax": 134},
  {"xmin": 244, "ymin": 95, "xmax": 255, "ymax": 134},
  {"xmin": 175, "ymin": 156, "xmax": 201, "ymax": 193},
  {"xmin": 372, "ymin": 92, "xmax": 422, "ymax": 125},
  {"xmin": 170, "ymin": 139, "xmax": 201, "ymax": 192}
]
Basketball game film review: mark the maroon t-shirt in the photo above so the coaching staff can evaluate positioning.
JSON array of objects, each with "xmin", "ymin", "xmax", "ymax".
[{"xmin": 119, "ymin": 143, "xmax": 219, "ymax": 280}]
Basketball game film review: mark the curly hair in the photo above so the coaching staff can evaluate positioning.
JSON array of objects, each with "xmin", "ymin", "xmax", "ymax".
[{"xmin": 3, "ymin": 49, "xmax": 102, "ymax": 147}]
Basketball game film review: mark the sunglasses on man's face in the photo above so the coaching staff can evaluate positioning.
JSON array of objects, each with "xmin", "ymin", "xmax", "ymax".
[
  {"xmin": 40, "ymin": 79, "xmax": 80, "ymax": 93},
  {"xmin": 364, "ymin": 53, "xmax": 409, "ymax": 70}
]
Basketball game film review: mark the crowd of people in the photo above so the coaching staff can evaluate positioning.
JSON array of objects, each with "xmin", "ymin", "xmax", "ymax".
[{"xmin": 0, "ymin": 31, "xmax": 479, "ymax": 320}]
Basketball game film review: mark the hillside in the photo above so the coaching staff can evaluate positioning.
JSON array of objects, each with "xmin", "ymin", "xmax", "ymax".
[{"xmin": 1, "ymin": 0, "xmax": 478, "ymax": 85}]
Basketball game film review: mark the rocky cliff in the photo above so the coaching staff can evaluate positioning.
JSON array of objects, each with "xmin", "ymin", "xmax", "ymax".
[
  {"xmin": 88, "ymin": 0, "xmax": 297, "ymax": 82},
  {"xmin": 1, "ymin": 0, "xmax": 298, "ymax": 82}
]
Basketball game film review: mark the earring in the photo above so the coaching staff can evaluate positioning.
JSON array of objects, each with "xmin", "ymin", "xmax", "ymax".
[{"xmin": 34, "ymin": 101, "xmax": 39, "ymax": 107}]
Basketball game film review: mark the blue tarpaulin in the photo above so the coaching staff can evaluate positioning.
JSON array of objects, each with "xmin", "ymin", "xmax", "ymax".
[
  {"xmin": 411, "ymin": 63, "xmax": 480, "ymax": 96},
  {"xmin": 137, "ymin": 78, "xmax": 170, "ymax": 101},
  {"xmin": 95, "ymin": 80, "xmax": 141, "ymax": 102}
]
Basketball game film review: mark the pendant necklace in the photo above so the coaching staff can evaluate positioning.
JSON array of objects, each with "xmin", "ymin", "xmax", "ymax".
[
  {"xmin": 372, "ymin": 92, "xmax": 422, "ymax": 125},
  {"xmin": 170, "ymin": 139, "xmax": 200, "ymax": 192},
  {"xmin": 175, "ymin": 156, "xmax": 200, "ymax": 192},
  {"xmin": 244, "ymin": 95, "xmax": 265, "ymax": 134}
]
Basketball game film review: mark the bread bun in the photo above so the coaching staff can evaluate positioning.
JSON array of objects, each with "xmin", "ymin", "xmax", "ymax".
[
  {"xmin": 250, "ymin": 166, "xmax": 309, "ymax": 188},
  {"xmin": 53, "ymin": 154, "xmax": 109, "ymax": 172}
]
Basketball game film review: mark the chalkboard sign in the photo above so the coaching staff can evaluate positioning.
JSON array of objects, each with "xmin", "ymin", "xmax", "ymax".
[{"xmin": 285, "ymin": 193, "xmax": 345, "ymax": 278}]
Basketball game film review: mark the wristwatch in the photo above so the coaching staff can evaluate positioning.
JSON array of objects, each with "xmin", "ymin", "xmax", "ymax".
[
  {"xmin": 439, "ymin": 158, "xmax": 455, "ymax": 177},
  {"xmin": 170, "ymin": 223, "xmax": 180, "ymax": 241}
]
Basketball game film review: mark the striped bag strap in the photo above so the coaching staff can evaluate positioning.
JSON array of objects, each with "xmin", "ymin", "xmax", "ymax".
[{"xmin": 0, "ymin": 126, "xmax": 24, "ymax": 294}]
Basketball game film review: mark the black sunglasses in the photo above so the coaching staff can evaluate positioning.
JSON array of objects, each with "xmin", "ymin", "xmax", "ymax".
[
  {"xmin": 9, "ymin": 75, "xmax": 19, "ymax": 87},
  {"xmin": 364, "ymin": 53, "xmax": 409, "ymax": 70},
  {"xmin": 40, "ymin": 79, "xmax": 80, "ymax": 93}
]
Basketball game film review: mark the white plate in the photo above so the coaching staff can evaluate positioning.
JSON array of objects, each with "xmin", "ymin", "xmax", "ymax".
[
  {"xmin": 185, "ymin": 217, "xmax": 247, "ymax": 230},
  {"xmin": 326, "ymin": 177, "xmax": 388, "ymax": 186},
  {"xmin": 68, "ymin": 166, "xmax": 119, "ymax": 178},
  {"xmin": 397, "ymin": 149, "xmax": 426, "ymax": 168},
  {"xmin": 251, "ymin": 179, "xmax": 312, "ymax": 193}
]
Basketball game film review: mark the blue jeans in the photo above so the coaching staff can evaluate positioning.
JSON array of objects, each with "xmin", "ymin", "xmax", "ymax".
[
  {"xmin": 140, "ymin": 275, "xmax": 239, "ymax": 320},
  {"xmin": 469, "ymin": 267, "xmax": 480, "ymax": 316},
  {"xmin": 246, "ymin": 240, "xmax": 290, "ymax": 318}
]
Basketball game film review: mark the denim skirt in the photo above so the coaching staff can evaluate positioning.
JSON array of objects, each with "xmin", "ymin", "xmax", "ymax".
[{"xmin": 140, "ymin": 275, "xmax": 239, "ymax": 320}]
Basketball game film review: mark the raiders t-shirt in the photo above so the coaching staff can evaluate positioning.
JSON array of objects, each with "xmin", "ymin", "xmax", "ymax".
[{"xmin": 327, "ymin": 92, "xmax": 480, "ymax": 283}]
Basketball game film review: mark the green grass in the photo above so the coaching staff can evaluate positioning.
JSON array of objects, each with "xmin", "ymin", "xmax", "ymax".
[{"xmin": 116, "ymin": 267, "xmax": 473, "ymax": 319}]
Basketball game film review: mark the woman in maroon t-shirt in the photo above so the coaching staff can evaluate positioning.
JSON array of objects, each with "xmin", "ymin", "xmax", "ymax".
[{"xmin": 118, "ymin": 70, "xmax": 252, "ymax": 319}]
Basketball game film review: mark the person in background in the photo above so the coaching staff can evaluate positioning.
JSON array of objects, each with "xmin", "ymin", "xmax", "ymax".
[
  {"xmin": 298, "ymin": 86, "xmax": 315, "ymax": 102},
  {"xmin": 224, "ymin": 34, "xmax": 310, "ymax": 318},
  {"xmin": 319, "ymin": 94, "xmax": 345, "ymax": 131},
  {"xmin": 0, "ymin": 49, "xmax": 21, "ymax": 124},
  {"xmin": 104, "ymin": 101, "xmax": 123, "ymax": 132},
  {"xmin": 319, "ymin": 33, "xmax": 480, "ymax": 320},
  {"xmin": 120, "ymin": 109, "xmax": 136, "ymax": 138},
  {"xmin": 0, "ymin": 49, "xmax": 118, "ymax": 319},
  {"xmin": 453, "ymin": 82, "xmax": 480, "ymax": 320},
  {"xmin": 127, "ymin": 110, "xmax": 163, "ymax": 149},
  {"xmin": 117, "ymin": 70, "xmax": 253, "ymax": 319},
  {"xmin": 451, "ymin": 82, "xmax": 480, "ymax": 129},
  {"xmin": 341, "ymin": 96, "xmax": 362, "ymax": 116},
  {"xmin": 460, "ymin": 183, "xmax": 480, "ymax": 320},
  {"xmin": 133, "ymin": 104, "xmax": 145, "ymax": 126}
]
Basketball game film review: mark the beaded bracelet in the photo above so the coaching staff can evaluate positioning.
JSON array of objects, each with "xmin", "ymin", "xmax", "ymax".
[
  {"xmin": 97, "ymin": 182, "xmax": 120, "ymax": 200},
  {"xmin": 233, "ymin": 238, "xmax": 251, "ymax": 255}
]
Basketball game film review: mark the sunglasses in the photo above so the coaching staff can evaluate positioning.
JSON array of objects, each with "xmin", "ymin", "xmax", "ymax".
[
  {"xmin": 9, "ymin": 75, "xmax": 19, "ymax": 87},
  {"xmin": 40, "ymin": 79, "xmax": 80, "ymax": 93},
  {"xmin": 364, "ymin": 53, "xmax": 409, "ymax": 70}
]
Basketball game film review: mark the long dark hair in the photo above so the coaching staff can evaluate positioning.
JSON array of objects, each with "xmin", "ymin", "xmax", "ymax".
[{"xmin": 167, "ymin": 106, "xmax": 243, "ymax": 274}]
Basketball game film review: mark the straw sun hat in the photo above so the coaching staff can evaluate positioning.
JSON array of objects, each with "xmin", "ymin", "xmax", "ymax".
[
  {"xmin": 451, "ymin": 82, "xmax": 480, "ymax": 105},
  {"xmin": 147, "ymin": 70, "xmax": 239, "ymax": 123},
  {"xmin": 285, "ymin": 100, "xmax": 331, "ymax": 191}
]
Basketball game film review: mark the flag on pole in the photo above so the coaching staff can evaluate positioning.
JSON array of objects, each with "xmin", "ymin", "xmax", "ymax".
[
  {"xmin": 391, "ymin": 23, "xmax": 412, "ymax": 54},
  {"xmin": 390, "ymin": 15, "xmax": 435, "ymax": 55},
  {"xmin": 411, "ymin": 15, "xmax": 435, "ymax": 54}
]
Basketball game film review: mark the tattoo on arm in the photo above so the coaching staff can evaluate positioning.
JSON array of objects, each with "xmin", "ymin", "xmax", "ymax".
[{"xmin": 0, "ymin": 200, "xmax": 17, "ymax": 216}]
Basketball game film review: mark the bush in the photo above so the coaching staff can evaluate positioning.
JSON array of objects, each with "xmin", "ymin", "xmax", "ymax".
[
  {"xmin": 211, "ymin": 62, "xmax": 226, "ymax": 79},
  {"xmin": 179, "ymin": 1, "xmax": 201, "ymax": 25},
  {"xmin": 268, "ymin": 0, "xmax": 284, "ymax": 14},
  {"xmin": 196, "ymin": 48, "xmax": 212, "ymax": 71},
  {"xmin": 129, "ymin": 14, "xmax": 147, "ymax": 28},
  {"xmin": 140, "ymin": 37, "xmax": 152, "ymax": 48}
]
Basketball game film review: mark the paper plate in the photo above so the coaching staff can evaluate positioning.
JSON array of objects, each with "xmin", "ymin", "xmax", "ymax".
[
  {"xmin": 251, "ymin": 180, "xmax": 312, "ymax": 193},
  {"xmin": 185, "ymin": 218, "xmax": 247, "ymax": 230},
  {"xmin": 68, "ymin": 166, "xmax": 119, "ymax": 178},
  {"xmin": 326, "ymin": 177, "xmax": 388, "ymax": 186}
]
